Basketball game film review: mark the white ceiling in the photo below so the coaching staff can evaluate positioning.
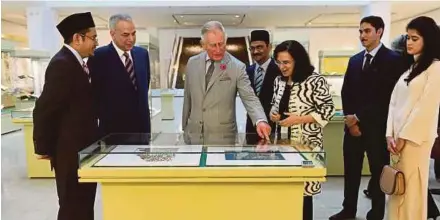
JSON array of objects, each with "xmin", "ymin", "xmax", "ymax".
[{"xmin": 2, "ymin": 1, "xmax": 440, "ymax": 29}]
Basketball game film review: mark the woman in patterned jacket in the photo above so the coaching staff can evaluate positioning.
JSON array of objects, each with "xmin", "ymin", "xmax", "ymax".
[{"xmin": 269, "ymin": 40, "xmax": 335, "ymax": 220}]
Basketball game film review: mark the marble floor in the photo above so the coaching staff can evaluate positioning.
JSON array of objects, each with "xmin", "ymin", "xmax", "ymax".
[{"xmin": 2, "ymin": 97, "xmax": 440, "ymax": 220}]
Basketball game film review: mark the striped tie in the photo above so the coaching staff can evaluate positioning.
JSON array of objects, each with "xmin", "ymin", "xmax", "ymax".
[
  {"xmin": 123, "ymin": 52, "xmax": 137, "ymax": 90},
  {"xmin": 255, "ymin": 67, "xmax": 264, "ymax": 95},
  {"xmin": 205, "ymin": 60, "xmax": 215, "ymax": 90},
  {"xmin": 82, "ymin": 63, "xmax": 91, "ymax": 83}
]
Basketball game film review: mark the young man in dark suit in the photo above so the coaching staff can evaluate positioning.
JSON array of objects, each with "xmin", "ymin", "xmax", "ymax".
[
  {"xmin": 88, "ymin": 13, "xmax": 151, "ymax": 137},
  {"xmin": 245, "ymin": 30, "xmax": 281, "ymax": 144},
  {"xmin": 330, "ymin": 16, "xmax": 405, "ymax": 220},
  {"xmin": 33, "ymin": 12, "xmax": 99, "ymax": 220}
]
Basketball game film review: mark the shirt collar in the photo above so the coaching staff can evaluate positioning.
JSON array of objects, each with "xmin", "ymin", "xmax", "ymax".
[
  {"xmin": 112, "ymin": 41, "xmax": 131, "ymax": 58},
  {"xmin": 64, "ymin": 44, "xmax": 84, "ymax": 66},
  {"xmin": 364, "ymin": 42, "xmax": 383, "ymax": 58},
  {"xmin": 256, "ymin": 58, "xmax": 272, "ymax": 72},
  {"xmin": 206, "ymin": 54, "xmax": 213, "ymax": 62}
]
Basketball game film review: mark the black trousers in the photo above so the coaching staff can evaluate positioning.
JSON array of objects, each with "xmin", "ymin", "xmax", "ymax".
[
  {"xmin": 428, "ymin": 189, "xmax": 440, "ymax": 219},
  {"xmin": 435, "ymin": 159, "xmax": 440, "ymax": 179},
  {"xmin": 303, "ymin": 196, "xmax": 313, "ymax": 220},
  {"xmin": 342, "ymin": 131, "xmax": 389, "ymax": 220},
  {"xmin": 54, "ymin": 161, "xmax": 96, "ymax": 220}
]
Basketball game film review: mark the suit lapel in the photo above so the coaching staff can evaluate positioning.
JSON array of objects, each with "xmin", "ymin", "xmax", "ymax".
[
  {"xmin": 206, "ymin": 53, "xmax": 231, "ymax": 93},
  {"xmin": 370, "ymin": 45, "xmax": 386, "ymax": 69},
  {"xmin": 61, "ymin": 46, "xmax": 90, "ymax": 85},
  {"xmin": 199, "ymin": 52, "xmax": 208, "ymax": 95},
  {"xmin": 108, "ymin": 43, "xmax": 127, "ymax": 73},
  {"xmin": 259, "ymin": 59, "xmax": 277, "ymax": 97},
  {"xmin": 109, "ymin": 43, "xmax": 137, "ymax": 92},
  {"xmin": 357, "ymin": 53, "xmax": 364, "ymax": 74},
  {"xmin": 131, "ymin": 48, "xmax": 143, "ymax": 88},
  {"xmin": 248, "ymin": 64, "xmax": 256, "ymax": 88}
]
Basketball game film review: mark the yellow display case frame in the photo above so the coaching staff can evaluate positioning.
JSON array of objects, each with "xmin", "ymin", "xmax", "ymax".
[
  {"xmin": 12, "ymin": 116, "xmax": 55, "ymax": 178},
  {"xmin": 78, "ymin": 134, "xmax": 327, "ymax": 220}
]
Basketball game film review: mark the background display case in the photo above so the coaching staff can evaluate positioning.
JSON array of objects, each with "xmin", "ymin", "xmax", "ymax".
[
  {"xmin": 79, "ymin": 132, "xmax": 326, "ymax": 220},
  {"xmin": 11, "ymin": 108, "xmax": 55, "ymax": 178},
  {"xmin": 318, "ymin": 50, "xmax": 356, "ymax": 76},
  {"xmin": 1, "ymin": 48, "xmax": 50, "ymax": 101}
]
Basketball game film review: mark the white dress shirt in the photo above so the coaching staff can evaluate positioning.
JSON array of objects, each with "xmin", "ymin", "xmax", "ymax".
[
  {"xmin": 205, "ymin": 55, "xmax": 215, "ymax": 74},
  {"xmin": 363, "ymin": 42, "xmax": 383, "ymax": 66},
  {"xmin": 64, "ymin": 44, "xmax": 84, "ymax": 66},
  {"xmin": 112, "ymin": 41, "xmax": 133, "ymax": 66},
  {"xmin": 254, "ymin": 57, "xmax": 271, "ymax": 79}
]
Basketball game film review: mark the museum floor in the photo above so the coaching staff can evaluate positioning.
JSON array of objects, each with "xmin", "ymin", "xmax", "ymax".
[{"xmin": 2, "ymin": 97, "xmax": 440, "ymax": 220}]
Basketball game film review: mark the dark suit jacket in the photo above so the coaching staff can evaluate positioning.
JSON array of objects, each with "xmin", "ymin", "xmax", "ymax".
[
  {"xmin": 33, "ymin": 46, "xmax": 98, "ymax": 168},
  {"xmin": 245, "ymin": 58, "xmax": 281, "ymax": 139},
  {"xmin": 341, "ymin": 45, "xmax": 405, "ymax": 134},
  {"xmin": 88, "ymin": 43, "xmax": 151, "ymax": 137}
]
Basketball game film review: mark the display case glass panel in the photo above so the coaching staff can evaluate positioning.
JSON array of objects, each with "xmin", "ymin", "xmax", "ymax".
[
  {"xmin": 79, "ymin": 133, "xmax": 326, "ymax": 168},
  {"xmin": 11, "ymin": 108, "xmax": 33, "ymax": 119}
]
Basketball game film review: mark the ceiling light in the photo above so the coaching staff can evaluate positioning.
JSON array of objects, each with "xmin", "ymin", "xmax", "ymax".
[
  {"xmin": 235, "ymin": 15, "xmax": 240, "ymax": 18},
  {"xmin": 180, "ymin": 15, "xmax": 184, "ymax": 18}
]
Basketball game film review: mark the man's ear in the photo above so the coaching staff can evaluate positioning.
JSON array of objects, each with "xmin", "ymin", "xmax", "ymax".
[
  {"xmin": 200, "ymin": 39, "xmax": 207, "ymax": 50},
  {"xmin": 377, "ymin": 28, "xmax": 384, "ymax": 38},
  {"xmin": 73, "ymin": 33, "xmax": 82, "ymax": 45}
]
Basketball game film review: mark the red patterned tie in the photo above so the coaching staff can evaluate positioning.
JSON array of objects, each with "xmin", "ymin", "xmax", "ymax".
[{"xmin": 123, "ymin": 52, "xmax": 137, "ymax": 90}]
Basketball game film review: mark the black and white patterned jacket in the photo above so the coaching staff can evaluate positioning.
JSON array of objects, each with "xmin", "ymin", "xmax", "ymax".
[{"xmin": 270, "ymin": 73, "xmax": 335, "ymax": 195}]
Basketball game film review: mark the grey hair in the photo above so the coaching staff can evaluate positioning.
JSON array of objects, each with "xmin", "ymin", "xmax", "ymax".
[
  {"xmin": 108, "ymin": 14, "xmax": 133, "ymax": 30},
  {"xmin": 200, "ymin": 21, "xmax": 227, "ymax": 42}
]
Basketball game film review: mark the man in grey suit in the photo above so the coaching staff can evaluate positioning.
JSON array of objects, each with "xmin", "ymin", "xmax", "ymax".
[{"xmin": 182, "ymin": 21, "xmax": 271, "ymax": 145}]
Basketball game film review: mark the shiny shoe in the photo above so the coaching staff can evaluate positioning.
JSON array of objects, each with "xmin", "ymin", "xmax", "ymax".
[
  {"xmin": 329, "ymin": 210, "xmax": 356, "ymax": 220},
  {"xmin": 363, "ymin": 189, "xmax": 371, "ymax": 199}
]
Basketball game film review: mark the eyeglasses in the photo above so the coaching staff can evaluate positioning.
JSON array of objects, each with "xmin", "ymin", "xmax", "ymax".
[
  {"xmin": 275, "ymin": 60, "xmax": 293, "ymax": 66},
  {"xmin": 249, "ymin": 45, "xmax": 265, "ymax": 52},
  {"xmin": 80, "ymin": 34, "xmax": 98, "ymax": 42}
]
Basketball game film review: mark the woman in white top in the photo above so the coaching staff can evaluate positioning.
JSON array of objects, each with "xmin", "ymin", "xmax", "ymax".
[{"xmin": 386, "ymin": 16, "xmax": 440, "ymax": 220}]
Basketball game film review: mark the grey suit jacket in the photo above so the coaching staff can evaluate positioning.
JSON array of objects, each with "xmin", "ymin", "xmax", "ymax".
[{"xmin": 182, "ymin": 51, "xmax": 266, "ymax": 145}]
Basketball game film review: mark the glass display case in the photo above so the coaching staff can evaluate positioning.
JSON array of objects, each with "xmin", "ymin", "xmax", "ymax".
[
  {"xmin": 78, "ymin": 133, "xmax": 327, "ymax": 220},
  {"xmin": 1, "ymin": 49, "xmax": 50, "ymax": 100},
  {"xmin": 79, "ymin": 133, "xmax": 326, "ymax": 169},
  {"xmin": 11, "ymin": 108, "xmax": 33, "ymax": 119}
]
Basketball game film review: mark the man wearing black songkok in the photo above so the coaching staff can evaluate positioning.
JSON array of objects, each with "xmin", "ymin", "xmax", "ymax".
[
  {"xmin": 33, "ymin": 12, "xmax": 99, "ymax": 220},
  {"xmin": 245, "ymin": 30, "xmax": 281, "ymax": 144}
]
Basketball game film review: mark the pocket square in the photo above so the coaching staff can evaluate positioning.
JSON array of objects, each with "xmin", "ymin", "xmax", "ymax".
[{"xmin": 219, "ymin": 76, "xmax": 231, "ymax": 81}]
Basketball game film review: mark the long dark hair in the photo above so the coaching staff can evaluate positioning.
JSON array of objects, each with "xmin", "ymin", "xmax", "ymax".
[
  {"xmin": 404, "ymin": 16, "xmax": 440, "ymax": 84},
  {"xmin": 274, "ymin": 40, "xmax": 314, "ymax": 83}
]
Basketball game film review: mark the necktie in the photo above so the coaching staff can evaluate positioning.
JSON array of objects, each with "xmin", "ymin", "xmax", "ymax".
[
  {"xmin": 205, "ymin": 60, "xmax": 215, "ymax": 90},
  {"xmin": 255, "ymin": 67, "xmax": 264, "ymax": 95},
  {"xmin": 82, "ymin": 63, "xmax": 91, "ymax": 83},
  {"xmin": 123, "ymin": 52, "xmax": 137, "ymax": 90},
  {"xmin": 363, "ymin": 53, "xmax": 372, "ymax": 71}
]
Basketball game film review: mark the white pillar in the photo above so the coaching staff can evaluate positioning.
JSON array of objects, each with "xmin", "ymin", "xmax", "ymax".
[
  {"xmin": 26, "ymin": 7, "xmax": 60, "ymax": 97},
  {"xmin": 361, "ymin": 1, "xmax": 392, "ymax": 48},
  {"xmin": 26, "ymin": 7, "xmax": 61, "ymax": 56}
]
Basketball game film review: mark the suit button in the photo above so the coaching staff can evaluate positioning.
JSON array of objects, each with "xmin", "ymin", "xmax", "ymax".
[{"xmin": 203, "ymin": 108, "xmax": 206, "ymax": 112}]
